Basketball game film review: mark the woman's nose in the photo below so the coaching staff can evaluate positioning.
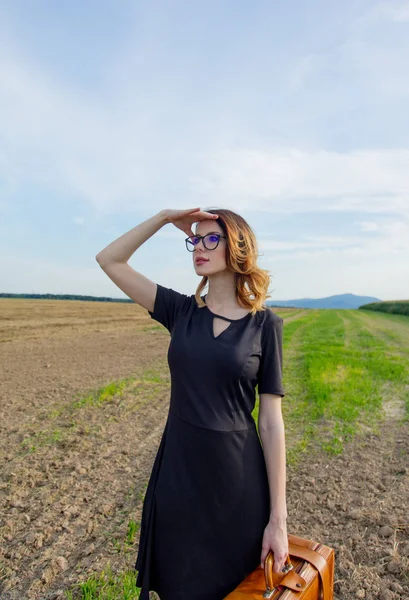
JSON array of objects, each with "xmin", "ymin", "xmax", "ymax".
[{"xmin": 195, "ymin": 239, "xmax": 206, "ymax": 251}]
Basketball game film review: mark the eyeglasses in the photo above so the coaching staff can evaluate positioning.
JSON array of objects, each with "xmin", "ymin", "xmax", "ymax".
[{"xmin": 185, "ymin": 233, "xmax": 227, "ymax": 252}]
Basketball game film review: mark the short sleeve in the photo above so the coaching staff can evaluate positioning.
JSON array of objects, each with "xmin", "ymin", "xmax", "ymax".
[
  {"xmin": 149, "ymin": 283, "xmax": 193, "ymax": 334},
  {"xmin": 257, "ymin": 312, "xmax": 285, "ymax": 396}
]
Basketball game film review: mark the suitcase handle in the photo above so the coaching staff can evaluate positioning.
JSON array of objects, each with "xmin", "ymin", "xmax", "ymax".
[
  {"xmin": 263, "ymin": 541, "xmax": 332, "ymax": 600},
  {"xmin": 263, "ymin": 551, "xmax": 301, "ymax": 598}
]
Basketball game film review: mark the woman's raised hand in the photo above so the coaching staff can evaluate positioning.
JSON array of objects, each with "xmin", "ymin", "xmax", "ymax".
[{"xmin": 163, "ymin": 208, "xmax": 219, "ymax": 237}]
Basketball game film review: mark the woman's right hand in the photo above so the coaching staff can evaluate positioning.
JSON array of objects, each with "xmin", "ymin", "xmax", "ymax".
[{"xmin": 162, "ymin": 208, "xmax": 219, "ymax": 237}]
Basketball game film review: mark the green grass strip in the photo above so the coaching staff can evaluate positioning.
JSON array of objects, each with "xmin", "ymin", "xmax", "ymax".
[
  {"xmin": 253, "ymin": 309, "xmax": 408, "ymax": 464},
  {"xmin": 64, "ymin": 563, "xmax": 141, "ymax": 599}
]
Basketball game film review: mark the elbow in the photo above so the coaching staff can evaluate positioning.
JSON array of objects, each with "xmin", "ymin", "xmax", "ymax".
[
  {"xmin": 95, "ymin": 253, "xmax": 111, "ymax": 268},
  {"xmin": 258, "ymin": 416, "xmax": 285, "ymax": 436},
  {"xmin": 95, "ymin": 255, "xmax": 105, "ymax": 269}
]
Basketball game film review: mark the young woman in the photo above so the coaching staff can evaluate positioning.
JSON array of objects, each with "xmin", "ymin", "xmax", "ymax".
[{"xmin": 96, "ymin": 207, "xmax": 288, "ymax": 600}]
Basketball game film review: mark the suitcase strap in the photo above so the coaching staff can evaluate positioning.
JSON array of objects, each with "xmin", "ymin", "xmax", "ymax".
[{"xmin": 287, "ymin": 542, "xmax": 331, "ymax": 600}]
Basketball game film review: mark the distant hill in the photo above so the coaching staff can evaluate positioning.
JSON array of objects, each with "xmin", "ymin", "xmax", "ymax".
[{"xmin": 267, "ymin": 293, "xmax": 381, "ymax": 310}]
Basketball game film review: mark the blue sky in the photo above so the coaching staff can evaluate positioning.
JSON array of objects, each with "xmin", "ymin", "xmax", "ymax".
[{"xmin": 1, "ymin": 0, "xmax": 408, "ymax": 301}]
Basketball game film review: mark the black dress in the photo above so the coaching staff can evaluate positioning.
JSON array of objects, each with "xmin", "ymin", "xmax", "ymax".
[{"xmin": 134, "ymin": 283, "xmax": 285, "ymax": 600}]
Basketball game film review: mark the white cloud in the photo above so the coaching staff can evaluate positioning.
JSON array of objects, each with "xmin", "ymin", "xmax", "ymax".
[
  {"xmin": 355, "ymin": 221, "xmax": 378, "ymax": 231},
  {"xmin": 0, "ymin": 40, "xmax": 204, "ymax": 213},
  {"xmin": 1, "ymin": 7, "xmax": 409, "ymax": 218},
  {"xmin": 288, "ymin": 53, "xmax": 327, "ymax": 91},
  {"xmin": 373, "ymin": 1, "xmax": 409, "ymax": 22},
  {"xmin": 260, "ymin": 235, "xmax": 363, "ymax": 252},
  {"xmin": 262, "ymin": 219, "xmax": 409, "ymax": 261},
  {"xmin": 195, "ymin": 148, "xmax": 409, "ymax": 216}
]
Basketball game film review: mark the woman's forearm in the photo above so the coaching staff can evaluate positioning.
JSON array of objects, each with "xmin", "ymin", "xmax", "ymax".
[
  {"xmin": 259, "ymin": 420, "xmax": 287, "ymax": 522},
  {"xmin": 95, "ymin": 210, "xmax": 169, "ymax": 266}
]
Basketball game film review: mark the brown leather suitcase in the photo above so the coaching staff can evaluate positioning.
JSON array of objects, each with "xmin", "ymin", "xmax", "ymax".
[{"xmin": 224, "ymin": 533, "xmax": 335, "ymax": 599}]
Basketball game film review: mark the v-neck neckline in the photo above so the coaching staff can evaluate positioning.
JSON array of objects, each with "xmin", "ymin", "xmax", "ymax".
[{"xmin": 201, "ymin": 295, "xmax": 252, "ymax": 339}]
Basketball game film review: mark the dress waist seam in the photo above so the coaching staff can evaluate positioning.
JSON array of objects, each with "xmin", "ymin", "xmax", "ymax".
[{"xmin": 169, "ymin": 408, "xmax": 256, "ymax": 433}]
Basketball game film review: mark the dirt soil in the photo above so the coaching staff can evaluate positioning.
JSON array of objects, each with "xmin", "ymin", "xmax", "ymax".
[
  {"xmin": 0, "ymin": 299, "xmax": 408, "ymax": 600},
  {"xmin": 286, "ymin": 418, "xmax": 409, "ymax": 600}
]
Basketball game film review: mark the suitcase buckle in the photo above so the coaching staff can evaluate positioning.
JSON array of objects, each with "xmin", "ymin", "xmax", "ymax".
[{"xmin": 263, "ymin": 587, "xmax": 278, "ymax": 598}]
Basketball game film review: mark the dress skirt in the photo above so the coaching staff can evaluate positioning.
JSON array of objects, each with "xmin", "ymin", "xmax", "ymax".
[{"xmin": 135, "ymin": 409, "xmax": 271, "ymax": 600}]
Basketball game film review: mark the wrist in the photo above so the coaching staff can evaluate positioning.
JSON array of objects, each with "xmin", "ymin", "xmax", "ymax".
[
  {"xmin": 159, "ymin": 209, "xmax": 170, "ymax": 225},
  {"xmin": 269, "ymin": 514, "xmax": 287, "ymax": 524}
]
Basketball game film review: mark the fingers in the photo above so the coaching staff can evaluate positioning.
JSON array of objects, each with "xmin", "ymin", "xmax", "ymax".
[
  {"xmin": 260, "ymin": 547, "xmax": 271, "ymax": 569},
  {"xmin": 260, "ymin": 551, "xmax": 289, "ymax": 573},
  {"xmin": 183, "ymin": 208, "xmax": 219, "ymax": 219},
  {"xmin": 260, "ymin": 562, "xmax": 287, "ymax": 572},
  {"xmin": 196, "ymin": 211, "xmax": 219, "ymax": 220},
  {"xmin": 274, "ymin": 553, "xmax": 290, "ymax": 573}
]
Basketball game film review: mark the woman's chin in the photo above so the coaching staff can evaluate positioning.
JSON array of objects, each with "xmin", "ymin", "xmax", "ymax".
[{"xmin": 194, "ymin": 264, "xmax": 212, "ymax": 275}]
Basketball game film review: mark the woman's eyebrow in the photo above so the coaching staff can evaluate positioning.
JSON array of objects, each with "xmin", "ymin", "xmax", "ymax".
[{"xmin": 195, "ymin": 231, "xmax": 220, "ymax": 236}]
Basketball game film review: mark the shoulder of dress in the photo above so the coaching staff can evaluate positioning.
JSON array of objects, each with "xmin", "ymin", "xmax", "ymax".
[
  {"xmin": 191, "ymin": 293, "xmax": 202, "ymax": 307},
  {"xmin": 258, "ymin": 306, "xmax": 283, "ymax": 325}
]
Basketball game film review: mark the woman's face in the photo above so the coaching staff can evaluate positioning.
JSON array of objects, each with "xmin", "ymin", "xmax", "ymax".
[{"xmin": 192, "ymin": 219, "xmax": 228, "ymax": 276}]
